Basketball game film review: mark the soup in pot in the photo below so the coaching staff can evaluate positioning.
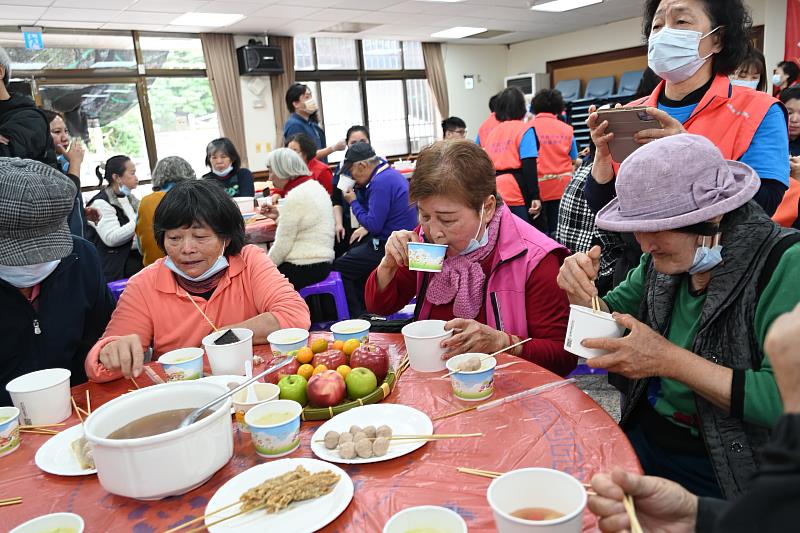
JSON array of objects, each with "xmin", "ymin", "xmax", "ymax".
[{"xmin": 106, "ymin": 408, "xmax": 212, "ymax": 439}]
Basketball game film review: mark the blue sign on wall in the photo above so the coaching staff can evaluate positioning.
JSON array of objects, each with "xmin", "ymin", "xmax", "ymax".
[{"xmin": 23, "ymin": 31, "xmax": 43, "ymax": 50}]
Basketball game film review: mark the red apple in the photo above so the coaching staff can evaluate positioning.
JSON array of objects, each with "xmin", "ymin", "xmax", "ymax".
[
  {"xmin": 263, "ymin": 357, "xmax": 300, "ymax": 384},
  {"xmin": 312, "ymin": 350, "xmax": 347, "ymax": 370},
  {"xmin": 349, "ymin": 344, "xmax": 389, "ymax": 382},
  {"xmin": 307, "ymin": 370, "xmax": 346, "ymax": 407}
]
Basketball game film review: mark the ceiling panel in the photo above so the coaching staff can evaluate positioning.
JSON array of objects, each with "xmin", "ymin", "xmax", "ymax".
[
  {"xmin": 251, "ymin": 5, "xmax": 321, "ymax": 19},
  {"xmin": 40, "ymin": 7, "xmax": 120, "ymax": 22},
  {"xmin": 51, "ymin": 0, "xmax": 133, "ymax": 8},
  {"xmin": 0, "ymin": 5, "xmax": 48, "ymax": 19},
  {"xmin": 306, "ymin": 8, "xmax": 374, "ymax": 21},
  {"xmin": 127, "ymin": 0, "xmax": 207, "ymax": 13},
  {"xmin": 36, "ymin": 19, "xmax": 105, "ymax": 29},
  {"xmin": 102, "ymin": 22, "xmax": 166, "ymax": 31},
  {"xmin": 330, "ymin": 0, "xmax": 405, "ymax": 10},
  {"xmin": 200, "ymin": 1, "xmax": 274, "ymax": 15}
]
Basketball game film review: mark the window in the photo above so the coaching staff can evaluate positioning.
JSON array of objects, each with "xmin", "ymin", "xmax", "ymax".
[
  {"xmin": 140, "ymin": 36, "xmax": 206, "ymax": 70},
  {"xmin": 294, "ymin": 38, "xmax": 436, "ymax": 158},
  {"xmin": 0, "ymin": 31, "xmax": 135, "ymax": 71}
]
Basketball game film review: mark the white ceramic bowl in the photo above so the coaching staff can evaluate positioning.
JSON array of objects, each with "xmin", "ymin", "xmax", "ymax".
[
  {"xmin": 10, "ymin": 512, "xmax": 85, "ymax": 533},
  {"xmin": 401, "ymin": 320, "xmax": 453, "ymax": 372},
  {"xmin": 202, "ymin": 328, "xmax": 254, "ymax": 375},
  {"xmin": 383, "ymin": 505, "xmax": 468, "ymax": 533},
  {"xmin": 83, "ymin": 381, "xmax": 233, "ymax": 500},
  {"xmin": 5, "ymin": 368, "xmax": 71, "ymax": 425}
]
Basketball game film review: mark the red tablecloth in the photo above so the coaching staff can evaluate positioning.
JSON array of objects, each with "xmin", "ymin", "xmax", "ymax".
[
  {"xmin": 0, "ymin": 333, "xmax": 640, "ymax": 532},
  {"xmin": 244, "ymin": 217, "xmax": 276, "ymax": 244}
]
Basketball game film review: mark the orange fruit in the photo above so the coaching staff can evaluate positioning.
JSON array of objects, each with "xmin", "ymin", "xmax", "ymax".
[
  {"xmin": 332, "ymin": 340, "xmax": 345, "ymax": 351},
  {"xmin": 336, "ymin": 365, "xmax": 352, "ymax": 380},
  {"xmin": 295, "ymin": 346, "xmax": 314, "ymax": 364},
  {"xmin": 312, "ymin": 364, "xmax": 328, "ymax": 375},
  {"xmin": 297, "ymin": 363, "xmax": 314, "ymax": 380},
  {"xmin": 311, "ymin": 338, "xmax": 329, "ymax": 354},
  {"xmin": 343, "ymin": 339, "xmax": 360, "ymax": 357}
]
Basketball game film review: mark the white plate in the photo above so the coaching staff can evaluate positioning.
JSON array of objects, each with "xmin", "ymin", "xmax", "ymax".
[
  {"xmin": 34, "ymin": 423, "xmax": 96, "ymax": 476},
  {"xmin": 310, "ymin": 404, "xmax": 433, "ymax": 464},
  {"xmin": 205, "ymin": 458, "xmax": 353, "ymax": 533}
]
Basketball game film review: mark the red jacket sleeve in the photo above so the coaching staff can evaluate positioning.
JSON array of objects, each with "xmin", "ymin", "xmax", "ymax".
[
  {"xmin": 365, "ymin": 264, "xmax": 418, "ymax": 316},
  {"xmin": 519, "ymin": 252, "xmax": 576, "ymax": 377}
]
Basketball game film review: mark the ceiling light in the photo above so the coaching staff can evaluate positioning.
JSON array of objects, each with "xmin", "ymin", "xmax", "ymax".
[
  {"xmin": 431, "ymin": 26, "xmax": 488, "ymax": 39},
  {"xmin": 529, "ymin": 0, "xmax": 602, "ymax": 12},
  {"xmin": 170, "ymin": 12, "xmax": 245, "ymax": 27}
]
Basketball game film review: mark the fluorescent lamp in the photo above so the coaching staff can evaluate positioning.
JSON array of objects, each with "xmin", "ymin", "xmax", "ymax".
[
  {"xmin": 431, "ymin": 26, "xmax": 487, "ymax": 39},
  {"xmin": 170, "ymin": 12, "xmax": 245, "ymax": 27},
  {"xmin": 530, "ymin": 0, "xmax": 602, "ymax": 12}
]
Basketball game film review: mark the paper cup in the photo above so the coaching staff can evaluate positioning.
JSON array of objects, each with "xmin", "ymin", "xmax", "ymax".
[
  {"xmin": 0, "ymin": 406, "xmax": 21, "ymax": 458},
  {"xmin": 446, "ymin": 353, "xmax": 496, "ymax": 401},
  {"xmin": 234, "ymin": 196, "xmax": 255, "ymax": 214},
  {"xmin": 564, "ymin": 305, "xmax": 626, "ymax": 359},
  {"xmin": 158, "ymin": 348, "xmax": 205, "ymax": 381},
  {"xmin": 10, "ymin": 512, "xmax": 85, "ymax": 533},
  {"xmin": 330, "ymin": 319, "xmax": 371, "ymax": 343},
  {"xmin": 267, "ymin": 328, "xmax": 310, "ymax": 357},
  {"xmin": 407, "ymin": 242, "xmax": 448, "ymax": 273},
  {"xmin": 202, "ymin": 328, "xmax": 254, "ymax": 376},
  {"xmin": 256, "ymin": 196, "xmax": 272, "ymax": 208},
  {"xmin": 5, "ymin": 368, "xmax": 72, "ymax": 426},
  {"xmin": 245, "ymin": 399, "xmax": 302, "ymax": 458},
  {"xmin": 487, "ymin": 468, "xmax": 587, "ymax": 533},
  {"xmin": 337, "ymin": 175, "xmax": 356, "ymax": 192},
  {"xmin": 401, "ymin": 320, "xmax": 453, "ymax": 372},
  {"xmin": 383, "ymin": 505, "xmax": 468, "ymax": 533},
  {"xmin": 232, "ymin": 382, "xmax": 280, "ymax": 432}
]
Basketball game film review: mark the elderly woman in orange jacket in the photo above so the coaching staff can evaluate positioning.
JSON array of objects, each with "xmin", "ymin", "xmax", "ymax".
[{"xmin": 85, "ymin": 180, "xmax": 310, "ymax": 383}]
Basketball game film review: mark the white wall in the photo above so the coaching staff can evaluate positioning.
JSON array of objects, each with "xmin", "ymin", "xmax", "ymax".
[{"xmin": 754, "ymin": 0, "xmax": 788, "ymax": 93}]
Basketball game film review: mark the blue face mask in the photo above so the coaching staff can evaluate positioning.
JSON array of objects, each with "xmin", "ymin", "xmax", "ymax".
[
  {"xmin": 212, "ymin": 165, "xmax": 233, "ymax": 177},
  {"xmin": 119, "ymin": 184, "xmax": 132, "ymax": 196},
  {"xmin": 648, "ymin": 26, "xmax": 720, "ymax": 84},
  {"xmin": 688, "ymin": 235, "xmax": 723, "ymax": 275},
  {"xmin": 730, "ymin": 78, "xmax": 759, "ymax": 90},
  {"xmin": 0, "ymin": 260, "xmax": 60, "ymax": 288},
  {"xmin": 460, "ymin": 206, "xmax": 488, "ymax": 256},
  {"xmin": 164, "ymin": 245, "xmax": 229, "ymax": 282}
]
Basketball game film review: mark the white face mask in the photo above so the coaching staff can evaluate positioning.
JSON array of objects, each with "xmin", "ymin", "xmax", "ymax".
[
  {"xmin": 648, "ymin": 26, "xmax": 720, "ymax": 84},
  {"xmin": 304, "ymin": 98, "xmax": 318, "ymax": 113},
  {"xmin": 0, "ymin": 260, "xmax": 60, "ymax": 288},
  {"xmin": 459, "ymin": 206, "xmax": 489, "ymax": 256},
  {"xmin": 772, "ymin": 73, "xmax": 784, "ymax": 86},
  {"xmin": 730, "ymin": 78, "xmax": 759, "ymax": 90},
  {"xmin": 164, "ymin": 244, "xmax": 229, "ymax": 282},
  {"xmin": 212, "ymin": 165, "xmax": 233, "ymax": 177}
]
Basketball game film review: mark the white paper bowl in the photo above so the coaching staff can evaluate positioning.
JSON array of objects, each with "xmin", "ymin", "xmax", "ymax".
[
  {"xmin": 383, "ymin": 505, "xmax": 467, "ymax": 533},
  {"xmin": 10, "ymin": 512, "xmax": 85, "ymax": 533},
  {"xmin": 83, "ymin": 381, "xmax": 233, "ymax": 500},
  {"xmin": 564, "ymin": 305, "xmax": 626, "ymax": 359},
  {"xmin": 401, "ymin": 320, "xmax": 453, "ymax": 372},
  {"xmin": 267, "ymin": 328, "xmax": 310, "ymax": 357},
  {"xmin": 0, "ymin": 406, "xmax": 21, "ymax": 458},
  {"xmin": 330, "ymin": 319, "xmax": 371, "ymax": 343},
  {"xmin": 5, "ymin": 368, "xmax": 71, "ymax": 426},
  {"xmin": 202, "ymin": 328, "xmax": 254, "ymax": 375}
]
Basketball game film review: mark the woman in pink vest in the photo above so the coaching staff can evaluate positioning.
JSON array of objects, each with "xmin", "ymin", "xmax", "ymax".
[{"xmin": 364, "ymin": 140, "xmax": 575, "ymax": 377}]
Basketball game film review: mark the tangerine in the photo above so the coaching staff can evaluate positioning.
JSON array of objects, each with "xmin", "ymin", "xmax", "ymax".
[
  {"xmin": 312, "ymin": 364, "xmax": 328, "ymax": 375},
  {"xmin": 332, "ymin": 340, "xmax": 345, "ymax": 351},
  {"xmin": 295, "ymin": 346, "xmax": 314, "ymax": 364},
  {"xmin": 311, "ymin": 338, "xmax": 329, "ymax": 354},
  {"xmin": 297, "ymin": 363, "xmax": 314, "ymax": 380},
  {"xmin": 343, "ymin": 339, "xmax": 361, "ymax": 357},
  {"xmin": 336, "ymin": 365, "xmax": 352, "ymax": 380}
]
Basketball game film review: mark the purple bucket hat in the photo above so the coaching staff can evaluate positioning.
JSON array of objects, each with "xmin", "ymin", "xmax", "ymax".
[{"xmin": 595, "ymin": 134, "xmax": 759, "ymax": 233}]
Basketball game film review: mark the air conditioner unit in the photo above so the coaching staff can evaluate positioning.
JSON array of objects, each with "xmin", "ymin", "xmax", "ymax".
[
  {"xmin": 504, "ymin": 73, "xmax": 550, "ymax": 96},
  {"xmin": 236, "ymin": 44, "xmax": 284, "ymax": 76}
]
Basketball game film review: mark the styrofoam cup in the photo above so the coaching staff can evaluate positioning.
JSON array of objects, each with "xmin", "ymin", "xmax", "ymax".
[
  {"xmin": 487, "ymin": 468, "xmax": 587, "ymax": 533},
  {"xmin": 401, "ymin": 320, "xmax": 453, "ymax": 372},
  {"xmin": 383, "ymin": 505, "xmax": 467, "ymax": 533},
  {"xmin": 337, "ymin": 175, "xmax": 356, "ymax": 192},
  {"xmin": 5, "ymin": 368, "xmax": 72, "ymax": 426},
  {"xmin": 563, "ymin": 305, "xmax": 626, "ymax": 359},
  {"xmin": 202, "ymin": 328, "xmax": 254, "ymax": 376}
]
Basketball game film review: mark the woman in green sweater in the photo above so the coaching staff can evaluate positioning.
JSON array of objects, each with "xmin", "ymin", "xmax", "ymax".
[{"xmin": 557, "ymin": 134, "xmax": 800, "ymax": 500}]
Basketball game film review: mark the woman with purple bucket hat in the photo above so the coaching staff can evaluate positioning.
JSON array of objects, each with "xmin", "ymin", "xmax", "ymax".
[{"xmin": 557, "ymin": 134, "xmax": 800, "ymax": 500}]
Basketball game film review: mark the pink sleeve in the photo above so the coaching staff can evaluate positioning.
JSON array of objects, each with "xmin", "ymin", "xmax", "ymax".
[
  {"xmin": 246, "ymin": 246, "xmax": 311, "ymax": 331},
  {"xmin": 84, "ymin": 276, "xmax": 154, "ymax": 382}
]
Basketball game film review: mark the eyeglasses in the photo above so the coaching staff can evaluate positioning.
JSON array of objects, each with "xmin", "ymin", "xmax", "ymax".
[{"xmin": 447, "ymin": 129, "xmax": 467, "ymax": 135}]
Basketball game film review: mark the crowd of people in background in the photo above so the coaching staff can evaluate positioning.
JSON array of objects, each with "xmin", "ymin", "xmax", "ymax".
[{"xmin": 2, "ymin": 0, "xmax": 800, "ymax": 527}]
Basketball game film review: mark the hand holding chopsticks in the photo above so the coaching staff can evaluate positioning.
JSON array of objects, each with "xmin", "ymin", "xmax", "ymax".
[{"xmin": 444, "ymin": 338, "xmax": 532, "ymax": 378}]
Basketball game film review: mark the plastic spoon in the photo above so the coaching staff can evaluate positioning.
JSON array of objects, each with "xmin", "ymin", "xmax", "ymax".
[{"xmin": 244, "ymin": 360, "xmax": 258, "ymax": 403}]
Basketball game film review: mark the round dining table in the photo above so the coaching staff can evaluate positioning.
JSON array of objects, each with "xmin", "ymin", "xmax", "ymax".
[{"xmin": 0, "ymin": 333, "xmax": 640, "ymax": 532}]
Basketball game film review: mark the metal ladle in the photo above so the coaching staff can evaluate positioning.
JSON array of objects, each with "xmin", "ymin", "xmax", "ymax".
[{"xmin": 179, "ymin": 356, "xmax": 295, "ymax": 428}]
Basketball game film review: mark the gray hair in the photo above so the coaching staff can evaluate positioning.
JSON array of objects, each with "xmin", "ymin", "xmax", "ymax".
[
  {"xmin": 152, "ymin": 156, "xmax": 196, "ymax": 190},
  {"xmin": 0, "ymin": 46, "xmax": 10, "ymax": 87},
  {"xmin": 267, "ymin": 148, "xmax": 311, "ymax": 181}
]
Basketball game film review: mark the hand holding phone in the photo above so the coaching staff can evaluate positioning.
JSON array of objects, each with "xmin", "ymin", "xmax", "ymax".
[{"xmin": 595, "ymin": 106, "xmax": 663, "ymax": 162}]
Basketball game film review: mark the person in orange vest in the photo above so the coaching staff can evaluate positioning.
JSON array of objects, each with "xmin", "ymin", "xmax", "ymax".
[
  {"xmin": 532, "ymin": 88, "xmax": 579, "ymax": 236},
  {"xmin": 483, "ymin": 87, "xmax": 544, "ymax": 231},
  {"xmin": 772, "ymin": 86, "xmax": 800, "ymax": 229},
  {"xmin": 476, "ymin": 92, "xmax": 500, "ymax": 147}
]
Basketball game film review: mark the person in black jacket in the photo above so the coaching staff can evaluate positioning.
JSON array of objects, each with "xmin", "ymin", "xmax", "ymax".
[
  {"xmin": 587, "ymin": 302, "xmax": 800, "ymax": 533},
  {"xmin": 0, "ymin": 157, "xmax": 115, "ymax": 405},
  {"xmin": 0, "ymin": 46, "xmax": 58, "ymax": 167},
  {"xmin": 202, "ymin": 137, "xmax": 254, "ymax": 198}
]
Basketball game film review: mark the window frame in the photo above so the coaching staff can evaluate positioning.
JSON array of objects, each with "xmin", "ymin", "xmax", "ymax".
[{"xmin": 295, "ymin": 38, "xmax": 427, "ymax": 157}]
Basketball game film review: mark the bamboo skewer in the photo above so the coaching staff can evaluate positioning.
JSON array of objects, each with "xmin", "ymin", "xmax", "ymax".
[
  {"xmin": 130, "ymin": 377, "xmax": 141, "ymax": 390},
  {"xmin": 71, "ymin": 397, "xmax": 84, "ymax": 424},
  {"xmin": 622, "ymin": 494, "xmax": 643, "ymax": 533},
  {"xmin": 457, "ymin": 467, "xmax": 597, "ymax": 495},
  {"xmin": 443, "ymin": 338, "xmax": 532, "ymax": 378},
  {"xmin": 182, "ymin": 289, "xmax": 219, "ymax": 332},
  {"xmin": 0, "ymin": 497, "xmax": 22, "ymax": 507},
  {"xmin": 143, "ymin": 365, "xmax": 166, "ymax": 385},
  {"xmin": 19, "ymin": 423, "xmax": 65, "ymax": 429},
  {"xmin": 85, "ymin": 390, "xmax": 91, "ymax": 414},
  {"xmin": 163, "ymin": 500, "xmax": 242, "ymax": 533},
  {"xmin": 183, "ymin": 502, "xmax": 270, "ymax": 533},
  {"xmin": 20, "ymin": 428, "xmax": 59, "ymax": 435},
  {"xmin": 314, "ymin": 432, "xmax": 482, "ymax": 444}
]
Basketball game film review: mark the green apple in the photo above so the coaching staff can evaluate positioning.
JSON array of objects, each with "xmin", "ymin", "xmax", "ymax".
[
  {"xmin": 278, "ymin": 374, "xmax": 308, "ymax": 406},
  {"xmin": 345, "ymin": 367, "xmax": 378, "ymax": 400}
]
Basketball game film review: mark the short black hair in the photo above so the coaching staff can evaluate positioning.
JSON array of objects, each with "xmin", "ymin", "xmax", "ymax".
[
  {"xmin": 285, "ymin": 83, "xmax": 308, "ymax": 113},
  {"xmin": 494, "ymin": 87, "xmax": 527, "ymax": 122},
  {"xmin": 780, "ymin": 85, "xmax": 800, "ymax": 104},
  {"xmin": 532, "ymin": 89, "xmax": 564, "ymax": 115},
  {"xmin": 643, "ymin": 0, "xmax": 752, "ymax": 76},
  {"xmin": 286, "ymin": 132, "xmax": 317, "ymax": 162},
  {"xmin": 346, "ymin": 125, "xmax": 370, "ymax": 144},
  {"xmin": 778, "ymin": 61, "xmax": 800, "ymax": 87},
  {"xmin": 205, "ymin": 137, "xmax": 242, "ymax": 174},
  {"xmin": 737, "ymin": 46, "xmax": 767, "ymax": 91},
  {"xmin": 488, "ymin": 93, "xmax": 499, "ymax": 113},
  {"xmin": 441, "ymin": 116, "xmax": 467, "ymax": 136},
  {"xmin": 153, "ymin": 180, "xmax": 246, "ymax": 257}
]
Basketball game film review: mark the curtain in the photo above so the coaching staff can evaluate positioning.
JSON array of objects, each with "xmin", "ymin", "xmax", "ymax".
[
  {"xmin": 269, "ymin": 35, "xmax": 295, "ymax": 145},
  {"xmin": 422, "ymin": 42, "xmax": 449, "ymax": 118},
  {"xmin": 200, "ymin": 33, "xmax": 248, "ymax": 166}
]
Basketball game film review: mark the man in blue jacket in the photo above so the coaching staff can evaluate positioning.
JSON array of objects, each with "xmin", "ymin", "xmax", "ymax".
[
  {"xmin": 0, "ymin": 158, "xmax": 115, "ymax": 405},
  {"xmin": 333, "ymin": 143, "xmax": 417, "ymax": 317},
  {"xmin": 282, "ymin": 83, "xmax": 345, "ymax": 163}
]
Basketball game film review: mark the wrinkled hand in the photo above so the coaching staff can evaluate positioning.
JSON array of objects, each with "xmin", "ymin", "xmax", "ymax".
[
  {"xmin": 335, "ymin": 223, "xmax": 346, "ymax": 243},
  {"xmin": 0, "ymin": 134, "xmax": 8, "ymax": 145},
  {"xmin": 634, "ymin": 107, "xmax": 687, "ymax": 145},
  {"xmin": 790, "ymin": 156, "xmax": 800, "ymax": 182},
  {"xmin": 65, "ymin": 138, "xmax": 85, "ymax": 165},
  {"xmin": 343, "ymin": 189, "xmax": 356, "ymax": 204},
  {"xmin": 582, "ymin": 313, "xmax": 678, "ymax": 379},
  {"xmin": 585, "ymin": 104, "xmax": 622, "ymax": 184},
  {"xmin": 440, "ymin": 319, "xmax": 506, "ymax": 359},
  {"xmin": 557, "ymin": 245, "xmax": 601, "ymax": 306},
  {"xmin": 589, "ymin": 469, "xmax": 697, "ymax": 533},
  {"xmin": 260, "ymin": 203, "xmax": 279, "ymax": 221},
  {"xmin": 84, "ymin": 206, "xmax": 101, "ymax": 223},
  {"xmin": 528, "ymin": 199, "xmax": 542, "ymax": 218},
  {"xmin": 381, "ymin": 229, "xmax": 419, "ymax": 271},
  {"xmin": 764, "ymin": 302, "xmax": 800, "ymax": 412},
  {"xmin": 99, "ymin": 334, "xmax": 145, "ymax": 379},
  {"xmin": 349, "ymin": 226, "xmax": 369, "ymax": 245},
  {"xmin": 333, "ymin": 139, "xmax": 347, "ymax": 152}
]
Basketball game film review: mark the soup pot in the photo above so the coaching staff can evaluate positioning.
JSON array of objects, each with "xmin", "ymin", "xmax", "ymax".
[{"xmin": 83, "ymin": 381, "xmax": 233, "ymax": 500}]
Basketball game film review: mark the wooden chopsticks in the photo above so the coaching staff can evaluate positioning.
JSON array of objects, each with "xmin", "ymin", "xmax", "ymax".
[
  {"xmin": 0, "ymin": 497, "xmax": 22, "ymax": 507},
  {"xmin": 163, "ymin": 501, "xmax": 242, "ymax": 533},
  {"xmin": 457, "ymin": 467, "xmax": 597, "ymax": 496},
  {"xmin": 622, "ymin": 494, "xmax": 644, "ymax": 533},
  {"xmin": 590, "ymin": 294, "xmax": 603, "ymax": 313},
  {"xmin": 443, "ymin": 338, "xmax": 532, "ymax": 378}
]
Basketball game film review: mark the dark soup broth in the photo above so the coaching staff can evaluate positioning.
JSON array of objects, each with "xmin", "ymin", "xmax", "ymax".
[
  {"xmin": 106, "ymin": 408, "xmax": 211, "ymax": 439},
  {"xmin": 511, "ymin": 507, "xmax": 565, "ymax": 521}
]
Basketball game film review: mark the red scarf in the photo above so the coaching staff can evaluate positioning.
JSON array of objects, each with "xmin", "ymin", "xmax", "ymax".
[{"xmin": 273, "ymin": 174, "xmax": 313, "ymax": 197}]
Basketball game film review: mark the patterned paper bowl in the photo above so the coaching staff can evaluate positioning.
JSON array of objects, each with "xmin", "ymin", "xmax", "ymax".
[
  {"xmin": 445, "ymin": 353, "xmax": 496, "ymax": 401},
  {"xmin": 0, "ymin": 406, "xmax": 21, "ymax": 458},
  {"xmin": 245, "ymin": 399, "xmax": 303, "ymax": 458},
  {"xmin": 330, "ymin": 319, "xmax": 371, "ymax": 344},
  {"xmin": 267, "ymin": 328, "xmax": 309, "ymax": 357},
  {"xmin": 158, "ymin": 348, "xmax": 205, "ymax": 381}
]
